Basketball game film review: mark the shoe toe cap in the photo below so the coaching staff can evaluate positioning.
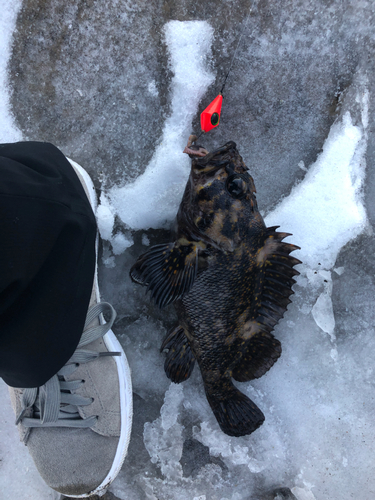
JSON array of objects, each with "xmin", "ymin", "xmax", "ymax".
[{"xmin": 28, "ymin": 426, "xmax": 120, "ymax": 496}]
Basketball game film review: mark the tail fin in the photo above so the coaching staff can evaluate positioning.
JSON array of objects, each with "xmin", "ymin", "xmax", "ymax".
[{"xmin": 205, "ymin": 380, "xmax": 264, "ymax": 437}]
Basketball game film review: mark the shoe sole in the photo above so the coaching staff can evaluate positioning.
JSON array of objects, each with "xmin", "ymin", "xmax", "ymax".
[{"xmin": 67, "ymin": 158, "xmax": 133, "ymax": 498}]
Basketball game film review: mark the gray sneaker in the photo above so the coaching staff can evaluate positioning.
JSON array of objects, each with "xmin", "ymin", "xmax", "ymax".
[{"xmin": 8, "ymin": 159, "xmax": 133, "ymax": 497}]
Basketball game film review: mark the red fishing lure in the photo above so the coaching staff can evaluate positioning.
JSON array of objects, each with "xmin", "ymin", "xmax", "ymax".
[{"xmin": 200, "ymin": 94, "xmax": 223, "ymax": 133}]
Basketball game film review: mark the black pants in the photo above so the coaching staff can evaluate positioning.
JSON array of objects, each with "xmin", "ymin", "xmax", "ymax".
[{"xmin": 0, "ymin": 142, "xmax": 97, "ymax": 388}]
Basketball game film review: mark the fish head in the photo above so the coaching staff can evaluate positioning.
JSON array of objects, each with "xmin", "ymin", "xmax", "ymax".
[{"xmin": 179, "ymin": 140, "xmax": 265, "ymax": 252}]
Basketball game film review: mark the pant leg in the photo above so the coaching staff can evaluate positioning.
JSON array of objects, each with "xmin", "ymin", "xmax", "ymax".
[{"xmin": 0, "ymin": 142, "xmax": 97, "ymax": 388}]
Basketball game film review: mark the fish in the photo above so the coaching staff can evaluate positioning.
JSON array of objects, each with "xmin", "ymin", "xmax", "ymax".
[{"xmin": 130, "ymin": 138, "xmax": 301, "ymax": 437}]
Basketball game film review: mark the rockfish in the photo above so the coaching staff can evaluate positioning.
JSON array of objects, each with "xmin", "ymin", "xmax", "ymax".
[{"xmin": 130, "ymin": 139, "xmax": 301, "ymax": 436}]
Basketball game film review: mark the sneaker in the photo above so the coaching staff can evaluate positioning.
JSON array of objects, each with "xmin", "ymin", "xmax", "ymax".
[{"xmin": 8, "ymin": 158, "xmax": 133, "ymax": 497}]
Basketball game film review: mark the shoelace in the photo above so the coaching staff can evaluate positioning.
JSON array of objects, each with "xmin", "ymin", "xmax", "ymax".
[{"xmin": 15, "ymin": 302, "xmax": 120, "ymax": 429}]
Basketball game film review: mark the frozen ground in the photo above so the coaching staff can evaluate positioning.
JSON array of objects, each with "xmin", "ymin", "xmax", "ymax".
[{"xmin": 1, "ymin": 1, "xmax": 375, "ymax": 499}]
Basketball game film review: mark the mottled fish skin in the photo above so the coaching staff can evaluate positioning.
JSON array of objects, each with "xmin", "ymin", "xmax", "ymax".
[{"xmin": 131, "ymin": 141, "xmax": 301, "ymax": 437}]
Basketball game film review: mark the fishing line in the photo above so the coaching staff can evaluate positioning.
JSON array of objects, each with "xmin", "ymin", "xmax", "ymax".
[
  {"xmin": 198, "ymin": 7, "xmax": 253, "ymax": 135},
  {"xmin": 219, "ymin": 11, "xmax": 252, "ymax": 97}
]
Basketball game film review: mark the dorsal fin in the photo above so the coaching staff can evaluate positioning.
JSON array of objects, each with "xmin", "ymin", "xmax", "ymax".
[
  {"xmin": 232, "ymin": 227, "xmax": 301, "ymax": 382},
  {"xmin": 255, "ymin": 226, "xmax": 301, "ymax": 331}
]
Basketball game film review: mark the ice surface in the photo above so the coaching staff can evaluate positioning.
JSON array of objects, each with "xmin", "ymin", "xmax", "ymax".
[
  {"xmin": 2, "ymin": 2, "xmax": 375, "ymax": 500},
  {"xmin": 144, "ymin": 384, "xmax": 185, "ymax": 479},
  {"xmin": 311, "ymin": 281, "xmax": 336, "ymax": 340}
]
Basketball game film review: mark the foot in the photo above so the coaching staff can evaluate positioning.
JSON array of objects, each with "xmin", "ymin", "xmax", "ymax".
[{"xmin": 8, "ymin": 158, "xmax": 132, "ymax": 497}]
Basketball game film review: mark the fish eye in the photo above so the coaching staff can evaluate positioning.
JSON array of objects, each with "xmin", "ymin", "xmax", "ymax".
[{"xmin": 226, "ymin": 174, "xmax": 247, "ymax": 199}]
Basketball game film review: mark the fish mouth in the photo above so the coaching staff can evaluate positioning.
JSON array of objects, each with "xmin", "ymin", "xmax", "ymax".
[
  {"xmin": 183, "ymin": 135, "xmax": 208, "ymax": 157},
  {"xmin": 183, "ymin": 137, "xmax": 249, "ymax": 177},
  {"xmin": 188, "ymin": 139, "xmax": 246, "ymax": 171},
  {"xmin": 182, "ymin": 136, "xmax": 239, "ymax": 163},
  {"xmin": 196, "ymin": 141, "xmax": 238, "ymax": 165}
]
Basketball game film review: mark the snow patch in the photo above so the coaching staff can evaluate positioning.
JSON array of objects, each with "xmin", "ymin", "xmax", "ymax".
[
  {"xmin": 0, "ymin": 0, "xmax": 23, "ymax": 143},
  {"xmin": 265, "ymin": 101, "xmax": 369, "ymax": 270}
]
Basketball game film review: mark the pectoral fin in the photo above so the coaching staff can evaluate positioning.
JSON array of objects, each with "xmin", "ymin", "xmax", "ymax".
[{"xmin": 129, "ymin": 240, "xmax": 200, "ymax": 308}]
